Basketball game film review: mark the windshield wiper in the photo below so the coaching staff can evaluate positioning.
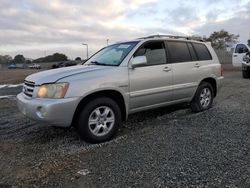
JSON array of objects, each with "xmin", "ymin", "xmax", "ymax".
[{"xmin": 90, "ymin": 61, "xmax": 113, "ymax": 66}]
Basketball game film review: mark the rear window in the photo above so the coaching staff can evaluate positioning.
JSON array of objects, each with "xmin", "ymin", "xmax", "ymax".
[
  {"xmin": 192, "ymin": 43, "xmax": 212, "ymax": 61},
  {"xmin": 167, "ymin": 41, "xmax": 192, "ymax": 63}
]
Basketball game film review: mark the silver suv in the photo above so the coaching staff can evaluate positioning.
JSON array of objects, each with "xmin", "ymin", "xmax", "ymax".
[{"xmin": 17, "ymin": 35, "xmax": 223, "ymax": 143}]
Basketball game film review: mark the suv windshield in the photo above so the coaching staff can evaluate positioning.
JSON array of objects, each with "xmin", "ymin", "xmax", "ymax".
[{"xmin": 86, "ymin": 41, "xmax": 138, "ymax": 66}]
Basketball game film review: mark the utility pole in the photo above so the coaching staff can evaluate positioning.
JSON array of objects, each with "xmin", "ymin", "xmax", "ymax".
[
  {"xmin": 82, "ymin": 43, "xmax": 88, "ymax": 59},
  {"xmin": 107, "ymin": 39, "xmax": 109, "ymax": 46}
]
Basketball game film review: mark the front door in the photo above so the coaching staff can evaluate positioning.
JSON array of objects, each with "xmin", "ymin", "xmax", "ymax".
[{"xmin": 129, "ymin": 41, "xmax": 173, "ymax": 111}]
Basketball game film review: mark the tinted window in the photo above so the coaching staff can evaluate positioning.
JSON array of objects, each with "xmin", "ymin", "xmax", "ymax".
[
  {"xmin": 193, "ymin": 43, "xmax": 212, "ymax": 60},
  {"xmin": 167, "ymin": 41, "xmax": 192, "ymax": 63},
  {"xmin": 235, "ymin": 44, "xmax": 249, "ymax": 53},
  {"xmin": 187, "ymin": 43, "xmax": 198, "ymax": 61},
  {"xmin": 134, "ymin": 41, "xmax": 167, "ymax": 66}
]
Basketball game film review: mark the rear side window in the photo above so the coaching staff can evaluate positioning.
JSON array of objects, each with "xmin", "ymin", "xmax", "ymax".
[
  {"xmin": 134, "ymin": 41, "xmax": 167, "ymax": 66},
  {"xmin": 187, "ymin": 43, "xmax": 198, "ymax": 61},
  {"xmin": 235, "ymin": 44, "xmax": 249, "ymax": 53},
  {"xmin": 167, "ymin": 41, "xmax": 192, "ymax": 63},
  {"xmin": 192, "ymin": 43, "xmax": 212, "ymax": 61}
]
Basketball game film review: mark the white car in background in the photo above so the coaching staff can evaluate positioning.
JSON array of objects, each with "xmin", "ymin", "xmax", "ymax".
[
  {"xmin": 29, "ymin": 63, "xmax": 41, "ymax": 69},
  {"xmin": 232, "ymin": 43, "xmax": 250, "ymax": 78}
]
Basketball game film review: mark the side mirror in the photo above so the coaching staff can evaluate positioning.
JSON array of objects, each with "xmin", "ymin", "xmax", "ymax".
[{"xmin": 131, "ymin": 56, "xmax": 147, "ymax": 68}]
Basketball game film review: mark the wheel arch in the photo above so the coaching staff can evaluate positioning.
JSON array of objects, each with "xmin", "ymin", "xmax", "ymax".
[
  {"xmin": 71, "ymin": 90, "xmax": 127, "ymax": 127},
  {"xmin": 199, "ymin": 77, "xmax": 217, "ymax": 97}
]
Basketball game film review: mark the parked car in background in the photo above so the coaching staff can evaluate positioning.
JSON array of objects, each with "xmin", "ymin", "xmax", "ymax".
[
  {"xmin": 8, "ymin": 64, "xmax": 17, "ymax": 69},
  {"xmin": 29, "ymin": 64, "xmax": 41, "ymax": 69},
  {"xmin": 232, "ymin": 43, "xmax": 250, "ymax": 78},
  {"xmin": 232, "ymin": 43, "xmax": 250, "ymax": 67},
  {"xmin": 52, "ymin": 61, "xmax": 77, "ymax": 69},
  {"xmin": 17, "ymin": 35, "xmax": 223, "ymax": 143},
  {"xmin": 242, "ymin": 52, "xmax": 250, "ymax": 78}
]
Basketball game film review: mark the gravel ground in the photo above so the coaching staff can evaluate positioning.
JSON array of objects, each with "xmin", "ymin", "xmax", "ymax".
[{"xmin": 0, "ymin": 70, "xmax": 249, "ymax": 187}]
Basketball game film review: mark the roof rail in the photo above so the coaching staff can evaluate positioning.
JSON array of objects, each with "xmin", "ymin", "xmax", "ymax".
[
  {"xmin": 138, "ymin": 34, "xmax": 205, "ymax": 42},
  {"xmin": 138, "ymin": 35, "xmax": 191, "ymax": 40}
]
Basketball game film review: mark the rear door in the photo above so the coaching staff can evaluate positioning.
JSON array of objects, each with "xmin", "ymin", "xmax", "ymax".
[
  {"xmin": 129, "ymin": 41, "xmax": 173, "ymax": 110},
  {"xmin": 233, "ymin": 44, "xmax": 249, "ymax": 67},
  {"xmin": 168, "ymin": 41, "xmax": 212, "ymax": 101}
]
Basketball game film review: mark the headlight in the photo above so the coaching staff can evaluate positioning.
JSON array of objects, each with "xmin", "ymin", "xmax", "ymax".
[{"xmin": 37, "ymin": 83, "xmax": 69, "ymax": 98}]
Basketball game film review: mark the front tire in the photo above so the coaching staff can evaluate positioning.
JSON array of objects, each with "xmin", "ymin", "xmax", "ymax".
[
  {"xmin": 242, "ymin": 69, "xmax": 250, "ymax": 78},
  {"xmin": 76, "ymin": 97, "xmax": 121, "ymax": 143},
  {"xmin": 191, "ymin": 82, "xmax": 214, "ymax": 113}
]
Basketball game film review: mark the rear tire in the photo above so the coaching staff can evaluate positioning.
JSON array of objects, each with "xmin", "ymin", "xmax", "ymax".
[
  {"xmin": 191, "ymin": 82, "xmax": 214, "ymax": 113},
  {"xmin": 76, "ymin": 97, "xmax": 121, "ymax": 143}
]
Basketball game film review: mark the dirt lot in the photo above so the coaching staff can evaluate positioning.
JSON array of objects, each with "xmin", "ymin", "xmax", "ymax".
[
  {"xmin": 0, "ymin": 70, "xmax": 249, "ymax": 187},
  {"xmin": 0, "ymin": 69, "xmax": 41, "ymax": 84}
]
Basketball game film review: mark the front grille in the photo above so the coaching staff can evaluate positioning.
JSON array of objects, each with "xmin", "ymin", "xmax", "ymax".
[{"xmin": 23, "ymin": 80, "xmax": 35, "ymax": 97}]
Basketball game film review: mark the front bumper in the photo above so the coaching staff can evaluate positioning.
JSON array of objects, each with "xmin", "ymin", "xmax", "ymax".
[
  {"xmin": 17, "ymin": 93, "xmax": 81, "ymax": 127},
  {"xmin": 242, "ymin": 63, "xmax": 250, "ymax": 71}
]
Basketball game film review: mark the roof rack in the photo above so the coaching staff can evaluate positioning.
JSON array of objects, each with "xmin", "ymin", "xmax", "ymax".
[
  {"xmin": 138, "ymin": 34, "xmax": 189, "ymax": 39},
  {"xmin": 138, "ymin": 34, "xmax": 205, "ymax": 42}
]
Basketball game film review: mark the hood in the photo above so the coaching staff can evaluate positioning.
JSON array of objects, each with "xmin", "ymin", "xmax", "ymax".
[{"xmin": 26, "ymin": 65, "xmax": 107, "ymax": 85}]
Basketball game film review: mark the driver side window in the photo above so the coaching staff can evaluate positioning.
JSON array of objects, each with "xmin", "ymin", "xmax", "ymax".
[{"xmin": 134, "ymin": 41, "xmax": 167, "ymax": 66}]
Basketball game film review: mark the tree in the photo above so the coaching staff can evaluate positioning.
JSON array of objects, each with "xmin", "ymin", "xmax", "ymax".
[
  {"xmin": 75, "ymin": 57, "xmax": 81, "ymax": 61},
  {"xmin": 207, "ymin": 30, "xmax": 239, "ymax": 50},
  {"xmin": 26, "ymin": 59, "xmax": 32, "ymax": 64},
  {"xmin": 33, "ymin": 53, "xmax": 68, "ymax": 63},
  {"xmin": 13, "ymin": 54, "xmax": 25, "ymax": 64},
  {"xmin": 0, "ymin": 55, "xmax": 12, "ymax": 64},
  {"xmin": 51, "ymin": 53, "xmax": 68, "ymax": 62}
]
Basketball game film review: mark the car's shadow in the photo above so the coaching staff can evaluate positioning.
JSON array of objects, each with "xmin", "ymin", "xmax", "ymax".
[
  {"xmin": 121, "ymin": 103, "xmax": 190, "ymax": 133},
  {"xmin": 9, "ymin": 103, "xmax": 191, "ymax": 146}
]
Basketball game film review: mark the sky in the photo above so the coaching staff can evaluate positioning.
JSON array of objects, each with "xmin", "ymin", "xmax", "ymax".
[{"xmin": 0, "ymin": 0, "xmax": 250, "ymax": 59}]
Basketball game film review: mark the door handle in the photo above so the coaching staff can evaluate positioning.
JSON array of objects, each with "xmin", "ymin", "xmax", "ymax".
[
  {"xmin": 194, "ymin": 63, "xmax": 200, "ymax": 68},
  {"xmin": 233, "ymin": 55, "xmax": 238, "ymax": 57},
  {"xmin": 163, "ymin": 67, "xmax": 171, "ymax": 72}
]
